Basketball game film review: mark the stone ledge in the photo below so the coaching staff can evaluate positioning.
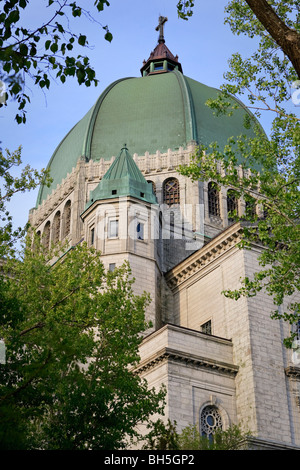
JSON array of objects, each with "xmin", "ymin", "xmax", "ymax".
[
  {"xmin": 247, "ymin": 436, "xmax": 300, "ymax": 450},
  {"xmin": 135, "ymin": 346, "xmax": 238, "ymax": 376}
]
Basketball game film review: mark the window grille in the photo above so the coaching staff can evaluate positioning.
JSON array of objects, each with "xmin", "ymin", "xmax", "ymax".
[
  {"xmin": 201, "ymin": 320, "xmax": 212, "ymax": 335},
  {"xmin": 43, "ymin": 221, "xmax": 51, "ymax": 249},
  {"xmin": 53, "ymin": 211, "xmax": 61, "ymax": 244},
  {"xmin": 208, "ymin": 182, "xmax": 220, "ymax": 217},
  {"xmin": 163, "ymin": 178, "xmax": 180, "ymax": 206},
  {"xmin": 227, "ymin": 190, "xmax": 238, "ymax": 222},
  {"xmin": 63, "ymin": 200, "xmax": 71, "ymax": 237},
  {"xmin": 245, "ymin": 196, "xmax": 256, "ymax": 219},
  {"xmin": 200, "ymin": 406, "xmax": 222, "ymax": 439}
]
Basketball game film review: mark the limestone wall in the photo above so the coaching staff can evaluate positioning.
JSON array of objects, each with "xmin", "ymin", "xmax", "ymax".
[
  {"xmin": 138, "ymin": 324, "xmax": 237, "ymax": 433},
  {"xmin": 165, "ymin": 224, "xmax": 300, "ymax": 447}
]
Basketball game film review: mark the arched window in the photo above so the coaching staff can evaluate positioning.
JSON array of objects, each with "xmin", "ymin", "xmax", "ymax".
[
  {"xmin": 200, "ymin": 405, "xmax": 222, "ymax": 440},
  {"xmin": 43, "ymin": 221, "xmax": 51, "ymax": 250},
  {"xmin": 245, "ymin": 195, "xmax": 256, "ymax": 220},
  {"xmin": 63, "ymin": 200, "xmax": 71, "ymax": 237},
  {"xmin": 227, "ymin": 189, "xmax": 238, "ymax": 223},
  {"xmin": 53, "ymin": 211, "xmax": 61, "ymax": 244},
  {"xmin": 163, "ymin": 178, "xmax": 180, "ymax": 206},
  {"xmin": 32, "ymin": 230, "xmax": 41, "ymax": 252},
  {"xmin": 208, "ymin": 182, "xmax": 220, "ymax": 217},
  {"xmin": 261, "ymin": 203, "xmax": 269, "ymax": 220}
]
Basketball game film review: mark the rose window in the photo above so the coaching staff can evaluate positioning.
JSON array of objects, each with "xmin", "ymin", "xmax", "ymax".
[{"xmin": 200, "ymin": 405, "xmax": 222, "ymax": 438}]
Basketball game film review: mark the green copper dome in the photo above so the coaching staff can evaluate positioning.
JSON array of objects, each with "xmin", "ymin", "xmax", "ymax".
[{"xmin": 36, "ymin": 64, "xmax": 260, "ymax": 206}]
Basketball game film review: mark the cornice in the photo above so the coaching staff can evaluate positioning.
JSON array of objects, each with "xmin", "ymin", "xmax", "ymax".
[
  {"xmin": 165, "ymin": 222, "xmax": 244, "ymax": 291},
  {"xmin": 135, "ymin": 346, "xmax": 238, "ymax": 376}
]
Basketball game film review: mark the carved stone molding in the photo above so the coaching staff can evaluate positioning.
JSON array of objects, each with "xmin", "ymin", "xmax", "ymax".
[
  {"xmin": 135, "ymin": 346, "xmax": 238, "ymax": 376},
  {"xmin": 165, "ymin": 223, "xmax": 244, "ymax": 291}
]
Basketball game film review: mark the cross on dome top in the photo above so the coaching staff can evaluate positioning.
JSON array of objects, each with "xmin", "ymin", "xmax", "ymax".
[
  {"xmin": 140, "ymin": 16, "xmax": 182, "ymax": 76},
  {"xmin": 155, "ymin": 16, "xmax": 168, "ymax": 44}
]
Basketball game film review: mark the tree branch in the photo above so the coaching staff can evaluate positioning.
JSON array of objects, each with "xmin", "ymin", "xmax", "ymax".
[
  {"xmin": 19, "ymin": 321, "xmax": 45, "ymax": 337},
  {"xmin": 245, "ymin": 0, "xmax": 300, "ymax": 79},
  {"xmin": 0, "ymin": 351, "xmax": 52, "ymax": 403}
]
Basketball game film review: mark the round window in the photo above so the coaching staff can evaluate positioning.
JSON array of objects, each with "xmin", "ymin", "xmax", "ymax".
[{"xmin": 200, "ymin": 405, "xmax": 222, "ymax": 437}]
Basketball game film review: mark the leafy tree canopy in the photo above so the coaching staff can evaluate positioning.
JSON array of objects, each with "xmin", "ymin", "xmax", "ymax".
[
  {"xmin": 0, "ymin": 239, "xmax": 165, "ymax": 450},
  {"xmin": 0, "ymin": 147, "xmax": 52, "ymax": 258},
  {"xmin": 0, "ymin": 0, "xmax": 113, "ymax": 123},
  {"xmin": 142, "ymin": 419, "xmax": 251, "ymax": 450}
]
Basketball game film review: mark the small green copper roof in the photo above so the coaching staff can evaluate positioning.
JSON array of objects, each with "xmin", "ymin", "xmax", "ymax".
[{"xmin": 83, "ymin": 146, "xmax": 157, "ymax": 212}]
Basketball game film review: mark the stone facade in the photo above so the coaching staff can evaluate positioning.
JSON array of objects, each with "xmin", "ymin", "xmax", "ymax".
[
  {"xmin": 163, "ymin": 223, "xmax": 300, "ymax": 448},
  {"xmin": 28, "ymin": 146, "xmax": 300, "ymax": 450}
]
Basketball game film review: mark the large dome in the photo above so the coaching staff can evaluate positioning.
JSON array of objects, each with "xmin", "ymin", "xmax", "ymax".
[{"xmin": 36, "ymin": 42, "xmax": 259, "ymax": 206}]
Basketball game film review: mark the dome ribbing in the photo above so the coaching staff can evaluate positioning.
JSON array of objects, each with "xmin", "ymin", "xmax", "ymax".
[{"xmin": 36, "ymin": 46, "xmax": 262, "ymax": 206}]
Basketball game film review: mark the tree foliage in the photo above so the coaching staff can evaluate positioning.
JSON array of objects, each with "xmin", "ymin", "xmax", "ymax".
[
  {"xmin": 0, "ymin": 239, "xmax": 165, "ymax": 450},
  {"xmin": 178, "ymin": 423, "xmax": 250, "ymax": 450},
  {"xmin": 0, "ymin": 0, "xmax": 113, "ymax": 123},
  {"xmin": 0, "ymin": 147, "xmax": 51, "ymax": 258},
  {"xmin": 178, "ymin": 0, "xmax": 300, "ymax": 80},
  {"xmin": 178, "ymin": 0, "xmax": 300, "ymax": 347},
  {"xmin": 142, "ymin": 419, "xmax": 250, "ymax": 450}
]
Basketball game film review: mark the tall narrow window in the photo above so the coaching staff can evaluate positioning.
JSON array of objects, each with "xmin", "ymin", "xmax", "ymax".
[
  {"xmin": 245, "ymin": 195, "xmax": 256, "ymax": 220},
  {"xmin": 43, "ymin": 221, "xmax": 51, "ymax": 250},
  {"xmin": 63, "ymin": 200, "xmax": 71, "ymax": 237},
  {"xmin": 262, "ymin": 203, "xmax": 269, "ymax": 220},
  {"xmin": 147, "ymin": 180, "xmax": 156, "ymax": 196},
  {"xmin": 53, "ymin": 211, "xmax": 61, "ymax": 244},
  {"xmin": 136, "ymin": 222, "xmax": 144, "ymax": 240},
  {"xmin": 208, "ymin": 182, "xmax": 220, "ymax": 217},
  {"xmin": 109, "ymin": 263, "xmax": 116, "ymax": 272},
  {"xmin": 163, "ymin": 178, "xmax": 180, "ymax": 206},
  {"xmin": 33, "ymin": 231, "xmax": 41, "ymax": 252},
  {"xmin": 109, "ymin": 219, "xmax": 119, "ymax": 238},
  {"xmin": 227, "ymin": 190, "xmax": 238, "ymax": 223},
  {"xmin": 90, "ymin": 227, "xmax": 95, "ymax": 246}
]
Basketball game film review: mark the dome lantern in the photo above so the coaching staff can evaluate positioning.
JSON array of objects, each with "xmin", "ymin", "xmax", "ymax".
[{"xmin": 140, "ymin": 16, "xmax": 183, "ymax": 76}]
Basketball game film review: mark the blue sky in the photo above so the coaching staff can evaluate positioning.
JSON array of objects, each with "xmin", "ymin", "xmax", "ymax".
[{"xmin": 1, "ymin": 0, "xmax": 263, "ymax": 231}]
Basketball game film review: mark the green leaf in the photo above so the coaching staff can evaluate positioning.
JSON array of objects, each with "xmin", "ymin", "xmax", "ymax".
[
  {"xmin": 19, "ymin": 0, "xmax": 27, "ymax": 9},
  {"xmin": 104, "ymin": 31, "xmax": 113, "ymax": 42},
  {"xmin": 50, "ymin": 42, "xmax": 58, "ymax": 53},
  {"xmin": 78, "ymin": 35, "xmax": 87, "ymax": 46}
]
